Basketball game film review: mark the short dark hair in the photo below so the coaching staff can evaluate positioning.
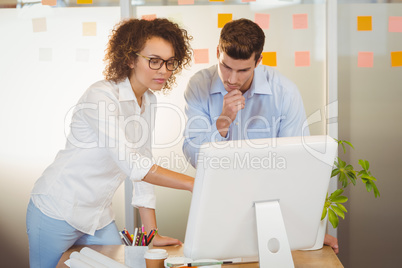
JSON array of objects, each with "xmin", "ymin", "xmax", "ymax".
[
  {"xmin": 219, "ymin": 18, "xmax": 265, "ymax": 63},
  {"xmin": 103, "ymin": 18, "xmax": 192, "ymax": 91}
]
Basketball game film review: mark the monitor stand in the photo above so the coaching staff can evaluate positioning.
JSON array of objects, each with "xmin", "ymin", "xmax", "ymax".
[{"xmin": 254, "ymin": 200, "xmax": 295, "ymax": 268}]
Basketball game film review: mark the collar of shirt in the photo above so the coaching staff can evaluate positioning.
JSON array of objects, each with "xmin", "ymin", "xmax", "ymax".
[
  {"xmin": 209, "ymin": 65, "xmax": 273, "ymax": 98},
  {"xmin": 118, "ymin": 77, "xmax": 151, "ymax": 112}
]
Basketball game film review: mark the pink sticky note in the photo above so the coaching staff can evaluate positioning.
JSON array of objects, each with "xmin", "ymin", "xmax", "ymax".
[
  {"xmin": 293, "ymin": 14, "xmax": 308, "ymax": 29},
  {"xmin": 142, "ymin": 14, "xmax": 157, "ymax": 21},
  {"xmin": 178, "ymin": 0, "xmax": 194, "ymax": 4},
  {"xmin": 194, "ymin": 49, "xmax": 209, "ymax": 64},
  {"xmin": 295, "ymin": 51, "xmax": 310, "ymax": 67},
  {"xmin": 255, "ymin": 13, "xmax": 270, "ymax": 30},
  {"xmin": 242, "ymin": 0, "xmax": 256, "ymax": 2},
  {"xmin": 358, "ymin": 52, "xmax": 373, "ymax": 68},
  {"xmin": 389, "ymin": 16, "xmax": 402, "ymax": 33},
  {"xmin": 42, "ymin": 0, "xmax": 57, "ymax": 6}
]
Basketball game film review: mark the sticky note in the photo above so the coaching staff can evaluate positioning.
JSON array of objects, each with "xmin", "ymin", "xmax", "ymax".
[
  {"xmin": 293, "ymin": 14, "xmax": 308, "ymax": 29},
  {"xmin": 39, "ymin": 48, "xmax": 52, "ymax": 61},
  {"xmin": 262, "ymin": 52, "xmax": 277, "ymax": 67},
  {"xmin": 42, "ymin": 0, "xmax": 56, "ymax": 6},
  {"xmin": 242, "ymin": 0, "xmax": 256, "ymax": 2},
  {"xmin": 76, "ymin": 49, "xmax": 90, "ymax": 62},
  {"xmin": 358, "ymin": 52, "xmax": 373, "ymax": 68},
  {"xmin": 82, "ymin": 22, "xmax": 97, "ymax": 36},
  {"xmin": 218, "ymin": 14, "xmax": 232, "ymax": 28},
  {"xmin": 295, "ymin": 51, "xmax": 310, "ymax": 67},
  {"xmin": 255, "ymin": 13, "xmax": 270, "ymax": 30},
  {"xmin": 142, "ymin": 14, "xmax": 157, "ymax": 21},
  {"xmin": 210, "ymin": 0, "xmax": 224, "ymax": 2},
  {"xmin": 391, "ymin": 51, "xmax": 402, "ymax": 67},
  {"xmin": 389, "ymin": 16, "xmax": 402, "ymax": 33},
  {"xmin": 194, "ymin": 49, "xmax": 209, "ymax": 64},
  {"xmin": 32, "ymin": 18, "xmax": 47, "ymax": 33},
  {"xmin": 178, "ymin": 0, "xmax": 194, "ymax": 4},
  {"xmin": 77, "ymin": 0, "xmax": 92, "ymax": 4},
  {"xmin": 357, "ymin": 16, "xmax": 372, "ymax": 31}
]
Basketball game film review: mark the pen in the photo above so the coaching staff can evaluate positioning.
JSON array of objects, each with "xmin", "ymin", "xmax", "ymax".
[
  {"xmin": 119, "ymin": 232, "xmax": 130, "ymax": 246},
  {"xmin": 124, "ymin": 228, "xmax": 133, "ymax": 244},
  {"xmin": 132, "ymin": 228, "xmax": 138, "ymax": 246}
]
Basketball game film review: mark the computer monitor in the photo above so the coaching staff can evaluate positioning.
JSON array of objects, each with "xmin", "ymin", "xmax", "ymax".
[{"xmin": 183, "ymin": 135, "xmax": 337, "ymax": 267}]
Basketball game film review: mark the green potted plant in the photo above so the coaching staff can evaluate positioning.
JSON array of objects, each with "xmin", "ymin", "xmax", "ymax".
[{"xmin": 322, "ymin": 139, "xmax": 380, "ymax": 229}]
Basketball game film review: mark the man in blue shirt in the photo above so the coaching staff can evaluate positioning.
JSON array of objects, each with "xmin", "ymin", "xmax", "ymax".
[
  {"xmin": 182, "ymin": 18, "xmax": 339, "ymax": 254},
  {"xmin": 183, "ymin": 18, "xmax": 309, "ymax": 168}
]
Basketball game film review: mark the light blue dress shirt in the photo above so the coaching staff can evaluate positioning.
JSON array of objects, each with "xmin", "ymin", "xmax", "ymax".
[{"xmin": 183, "ymin": 64, "xmax": 310, "ymax": 167}]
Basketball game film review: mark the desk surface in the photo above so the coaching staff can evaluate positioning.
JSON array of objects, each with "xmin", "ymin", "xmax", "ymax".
[{"xmin": 57, "ymin": 244, "xmax": 343, "ymax": 268}]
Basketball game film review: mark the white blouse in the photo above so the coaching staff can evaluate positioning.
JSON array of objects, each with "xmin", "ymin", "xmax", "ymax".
[{"xmin": 31, "ymin": 78, "xmax": 156, "ymax": 235}]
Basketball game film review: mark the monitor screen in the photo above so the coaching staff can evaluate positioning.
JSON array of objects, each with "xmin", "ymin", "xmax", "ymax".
[{"xmin": 183, "ymin": 135, "xmax": 337, "ymax": 262}]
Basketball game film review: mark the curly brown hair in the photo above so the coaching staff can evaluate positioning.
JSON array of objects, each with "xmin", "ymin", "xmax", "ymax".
[
  {"xmin": 219, "ymin": 18, "xmax": 265, "ymax": 64},
  {"xmin": 103, "ymin": 18, "xmax": 192, "ymax": 92}
]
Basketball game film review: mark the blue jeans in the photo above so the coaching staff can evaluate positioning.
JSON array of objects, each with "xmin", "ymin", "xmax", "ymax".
[{"xmin": 26, "ymin": 199, "xmax": 122, "ymax": 268}]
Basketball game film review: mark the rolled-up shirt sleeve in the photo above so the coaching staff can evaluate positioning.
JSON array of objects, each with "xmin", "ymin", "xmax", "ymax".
[{"xmin": 132, "ymin": 180, "xmax": 156, "ymax": 209}]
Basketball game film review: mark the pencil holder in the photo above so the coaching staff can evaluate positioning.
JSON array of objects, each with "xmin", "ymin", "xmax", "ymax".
[{"xmin": 124, "ymin": 246, "xmax": 149, "ymax": 268}]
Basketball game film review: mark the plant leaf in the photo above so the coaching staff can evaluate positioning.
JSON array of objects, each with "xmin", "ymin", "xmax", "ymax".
[
  {"xmin": 359, "ymin": 159, "xmax": 370, "ymax": 171},
  {"xmin": 328, "ymin": 209, "xmax": 339, "ymax": 228},
  {"xmin": 366, "ymin": 181, "xmax": 373, "ymax": 192},
  {"xmin": 329, "ymin": 189, "xmax": 344, "ymax": 199},
  {"xmin": 336, "ymin": 203, "xmax": 348, "ymax": 213},
  {"xmin": 372, "ymin": 183, "xmax": 380, "ymax": 198},
  {"xmin": 331, "ymin": 169, "xmax": 340, "ymax": 178},
  {"xmin": 331, "ymin": 195, "xmax": 348, "ymax": 203},
  {"xmin": 321, "ymin": 206, "xmax": 328, "ymax": 221},
  {"xmin": 331, "ymin": 205, "xmax": 345, "ymax": 219},
  {"xmin": 343, "ymin": 140, "xmax": 354, "ymax": 149}
]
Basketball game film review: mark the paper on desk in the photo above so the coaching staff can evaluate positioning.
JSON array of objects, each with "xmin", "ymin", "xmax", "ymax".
[
  {"xmin": 70, "ymin": 258, "xmax": 94, "ymax": 268},
  {"xmin": 70, "ymin": 252, "xmax": 107, "ymax": 268},
  {"xmin": 80, "ymin": 247, "xmax": 129, "ymax": 268}
]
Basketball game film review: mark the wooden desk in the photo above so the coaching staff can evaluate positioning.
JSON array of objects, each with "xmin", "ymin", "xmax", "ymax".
[{"xmin": 57, "ymin": 245, "xmax": 343, "ymax": 268}]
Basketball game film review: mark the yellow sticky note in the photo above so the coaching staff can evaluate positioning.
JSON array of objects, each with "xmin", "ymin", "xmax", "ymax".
[
  {"xmin": 295, "ymin": 51, "xmax": 310, "ymax": 67},
  {"xmin": 293, "ymin": 14, "xmax": 308, "ymax": 30},
  {"xmin": 82, "ymin": 22, "xmax": 97, "ymax": 36},
  {"xmin": 255, "ymin": 13, "xmax": 270, "ymax": 30},
  {"xmin": 142, "ymin": 14, "xmax": 157, "ymax": 21},
  {"xmin": 391, "ymin": 51, "xmax": 402, "ymax": 67},
  {"xmin": 210, "ymin": 0, "xmax": 224, "ymax": 2},
  {"xmin": 178, "ymin": 0, "xmax": 194, "ymax": 4},
  {"xmin": 218, "ymin": 14, "xmax": 232, "ymax": 28},
  {"xmin": 357, "ymin": 16, "xmax": 372, "ymax": 31},
  {"xmin": 42, "ymin": 0, "xmax": 56, "ymax": 6},
  {"xmin": 358, "ymin": 52, "xmax": 373, "ymax": 68},
  {"xmin": 262, "ymin": 52, "xmax": 277, "ymax": 67},
  {"xmin": 77, "ymin": 0, "xmax": 92, "ymax": 4},
  {"xmin": 194, "ymin": 49, "xmax": 209, "ymax": 64}
]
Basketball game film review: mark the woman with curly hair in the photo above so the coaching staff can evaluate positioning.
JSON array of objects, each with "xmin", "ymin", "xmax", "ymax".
[{"xmin": 26, "ymin": 18, "xmax": 194, "ymax": 267}]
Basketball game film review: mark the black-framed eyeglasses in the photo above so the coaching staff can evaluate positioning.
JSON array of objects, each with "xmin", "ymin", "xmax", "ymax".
[{"xmin": 136, "ymin": 53, "xmax": 179, "ymax": 71}]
